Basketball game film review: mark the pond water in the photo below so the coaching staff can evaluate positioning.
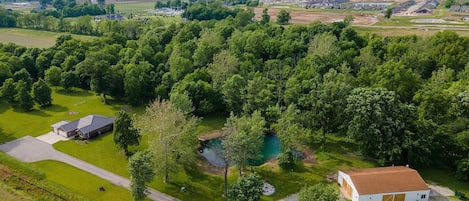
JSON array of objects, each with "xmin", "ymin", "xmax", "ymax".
[{"xmin": 200, "ymin": 134, "xmax": 281, "ymax": 167}]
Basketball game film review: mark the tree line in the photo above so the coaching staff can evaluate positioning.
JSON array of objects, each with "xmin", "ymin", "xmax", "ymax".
[{"xmin": 0, "ymin": 8, "xmax": 468, "ymax": 181}]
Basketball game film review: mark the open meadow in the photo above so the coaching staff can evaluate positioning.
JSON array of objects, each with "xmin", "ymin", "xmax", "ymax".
[{"xmin": 0, "ymin": 28, "xmax": 96, "ymax": 48}]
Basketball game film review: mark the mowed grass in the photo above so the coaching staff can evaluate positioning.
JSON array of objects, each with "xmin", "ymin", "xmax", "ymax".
[
  {"xmin": 0, "ymin": 88, "xmax": 119, "ymax": 144},
  {"xmin": 419, "ymin": 168, "xmax": 469, "ymax": 196},
  {"xmin": 114, "ymin": 1, "xmax": 156, "ymax": 15},
  {"xmin": 53, "ymin": 133, "xmax": 132, "ymax": 178},
  {"xmin": 33, "ymin": 160, "xmax": 134, "ymax": 201},
  {"xmin": 0, "ymin": 28, "xmax": 96, "ymax": 48},
  {"xmin": 354, "ymin": 26, "xmax": 469, "ymax": 37}
]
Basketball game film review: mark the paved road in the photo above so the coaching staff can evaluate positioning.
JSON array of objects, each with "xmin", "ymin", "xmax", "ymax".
[{"xmin": 0, "ymin": 136, "xmax": 179, "ymax": 201}]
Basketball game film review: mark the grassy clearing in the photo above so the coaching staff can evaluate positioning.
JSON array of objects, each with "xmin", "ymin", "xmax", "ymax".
[
  {"xmin": 114, "ymin": 1, "xmax": 156, "ymax": 15},
  {"xmin": 53, "ymin": 133, "xmax": 133, "ymax": 178},
  {"xmin": 0, "ymin": 88, "xmax": 120, "ymax": 144},
  {"xmin": 0, "ymin": 28, "xmax": 96, "ymax": 48},
  {"xmin": 354, "ymin": 26, "xmax": 469, "ymax": 37},
  {"xmin": 419, "ymin": 168, "xmax": 469, "ymax": 196},
  {"xmin": 33, "ymin": 160, "xmax": 135, "ymax": 201}
]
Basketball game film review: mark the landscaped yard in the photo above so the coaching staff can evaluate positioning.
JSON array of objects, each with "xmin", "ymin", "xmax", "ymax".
[
  {"xmin": 1, "ymin": 88, "xmax": 467, "ymax": 201},
  {"xmin": 33, "ymin": 160, "xmax": 135, "ymax": 201},
  {"xmin": 0, "ymin": 88, "xmax": 119, "ymax": 144}
]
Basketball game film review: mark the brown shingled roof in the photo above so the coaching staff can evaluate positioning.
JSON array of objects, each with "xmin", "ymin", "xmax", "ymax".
[{"xmin": 343, "ymin": 166, "xmax": 429, "ymax": 195}]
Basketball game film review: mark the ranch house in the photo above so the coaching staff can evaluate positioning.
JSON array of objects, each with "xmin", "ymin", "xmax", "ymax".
[
  {"xmin": 338, "ymin": 166, "xmax": 430, "ymax": 201},
  {"xmin": 51, "ymin": 114, "xmax": 115, "ymax": 139}
]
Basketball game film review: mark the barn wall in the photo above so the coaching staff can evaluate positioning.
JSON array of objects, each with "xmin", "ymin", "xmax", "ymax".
[
  {"xmin": 358, "ymin": 190, "xmax": 431, "ymax": 201},
  {"xmin": 338, "ymin": 171, "xmax": 360, "ymax": 201}
]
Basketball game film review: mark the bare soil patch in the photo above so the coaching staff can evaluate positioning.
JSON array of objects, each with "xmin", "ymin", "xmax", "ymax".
[{"xmin": 254, "ymin": 8, "xmax": 377, "ymax": 25}]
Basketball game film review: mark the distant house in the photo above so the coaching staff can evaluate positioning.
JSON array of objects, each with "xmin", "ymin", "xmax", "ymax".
[
  {"xmin": 338, "ymin": 166, "xmax": 430, "ymax": 201},
  {"xmin": 51, "ymin": 115, "xmax": 115, "ymax": 139}
]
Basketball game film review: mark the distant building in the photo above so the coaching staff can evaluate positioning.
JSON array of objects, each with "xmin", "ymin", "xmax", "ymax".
[
  {"xmin": 338, "ymin": 166, "xmax": 430, "ymax": 201},
  {"xmin": 450, "ymin": 5, "xmax": 469, "ymax": 12}
]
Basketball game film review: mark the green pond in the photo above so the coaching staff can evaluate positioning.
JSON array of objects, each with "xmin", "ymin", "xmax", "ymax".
[{"xmin": 200, "ymin": 134, "xmax": 281, "ymax": 167}]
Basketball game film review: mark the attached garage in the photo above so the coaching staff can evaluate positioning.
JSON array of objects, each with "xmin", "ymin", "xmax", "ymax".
[
  {"xmin": 51, "ymin": 121, "xmax": 70, "ymax": 137},
  {"xmin": 338, "ymin": 166, "xmax": 430, "ymax": 201}
]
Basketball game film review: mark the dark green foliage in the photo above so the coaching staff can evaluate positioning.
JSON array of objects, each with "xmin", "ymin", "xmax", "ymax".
[
  {"xmin": 60, "ymin": 71, "xmax": 78, "ymax": 90},
  {"xmin": 228, "ymin": 173, "xmax": 263, "ymax": 201},
  {"xmin": 13, "ymin": 68, "xmax": 33, "ymax": 90},
  {"xmin": 15, "ymin": 80, "xmax": 34, "ymax": 111},
  {"xmin": 277, "ymin": 10, "xmax": 291, "ymax": 25},
  {"xmin": 32, "ymin": 79, "xmax": 52, "ymax": 107},
  {"xmin": 114, "ymin": 111, "xmax": 141, "ymax": 156},
  {"xmin": 277, "ymin": 150, "xmax": 295, "ymax": 171},
  {"xmin": 457, "ymin": 158, "xmax": 469, "ymax": 181},
  {"xmin": 384, "ymin": 8, "xmax": 392, "ymax": 19},
  {"xmin": 129, "ymin": 150, "xmax": 155, "ymax": 201},
  {"xmin": 183, "ymin": 2, "xmax": 239, "ymax": 21},
  {"xmin": 1, "ymin": 78, "xmax": 17, "ymax": 103},
  {"xmin": 45, "ymin": 66, "xmax": 62, "ymax": 86},
  {"xmin": 261, "ymin": 8, "xmax": 270, "ymax": 25},
  {"xmin": 299, "ymin": 183, "xmax": 339, "ymax": 201}
]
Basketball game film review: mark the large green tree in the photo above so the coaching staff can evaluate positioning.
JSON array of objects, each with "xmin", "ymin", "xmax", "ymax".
[
  {"xmin": 114, "ymin": 111, "xmax": 141, "ymax": 156},
  {"xmin": 228, "ymin": 173, "xmax": 264, "ymax": 201},
  {"xmin": 1, "ymin": 78, "xmax": 17, "ymax": 104},
  {"xmin": 129, "ymin": 150, "xmax": 155, "ymax": 201},
  {"xmin": 134, "ymin": 99, "xmax": 198, "ymax": 183},
  {"xmin": 15, "ymin": 80, "xmax": 34, "ymax": 111},
  {"xmin": 346, "ymin": 88, "xmax": 414, "ymax": 165},
  {"xmin": 299, "ymin": 183, "xmax": 339, "ymax": 201},
  {"xmin": 44, "ymin": 66, "xmax": 62, "ymax": 86},
  {"xmin": 222, "ymin": 111, "xmax": 265, "ymax": 174},
  {"xmin": 32, "ymin": 79, "xmax": 52, "ymax": 107},
  {"xmin": 277, "ymin": 10, "xmax": 291, "ymax": 25}
]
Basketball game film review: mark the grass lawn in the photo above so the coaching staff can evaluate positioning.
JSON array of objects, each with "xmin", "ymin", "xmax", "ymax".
[
  {"xmin": 54, "ymin": 133, "xmax": 133, "ymax": 178},
  {"xmin": 419, "ymin": 168, "xmax": 469, "ymax": 196},
  {"xmin": 0, "ymin": 88, "xmax": 120, "ymax": 144},
  {"xmin": 33, "ymin": 160, "xmax": 135, "ymax": 201},
  {"xmin": 114, "ymin": 1, "xmax": 156, "ymax": 15},
  {"xmin": 0, "ymin": 28, "xmax": 96, "ymax": 48},
  {"xmin": 354, "ymin": 26, "xmax": 469, "ymax": 37}
]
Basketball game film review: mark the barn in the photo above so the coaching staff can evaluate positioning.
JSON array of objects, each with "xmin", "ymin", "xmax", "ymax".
[
  {"xmin": 51, "ymin": 115, "xmax": 115, "ymax": 139},
  {"xmin": 338, "ymin": 166, "xmax": 430, "ymax": 201}
]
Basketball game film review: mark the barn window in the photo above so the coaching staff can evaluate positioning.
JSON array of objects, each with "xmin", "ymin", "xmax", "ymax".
[{"xmin": 421, "ymin": 194, "xmax": 426, "ymax": 199}]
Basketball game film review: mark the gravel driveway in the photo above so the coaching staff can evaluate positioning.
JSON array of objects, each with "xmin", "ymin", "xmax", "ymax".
[{"xmin": 0, "ymin": 136, "xmax": 178, "ymax": 201}]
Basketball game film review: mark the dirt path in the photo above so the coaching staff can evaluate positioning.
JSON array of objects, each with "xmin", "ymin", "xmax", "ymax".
[{"xmin": 0, "ymin": 136, "xmax": 179, "ymax": 201}]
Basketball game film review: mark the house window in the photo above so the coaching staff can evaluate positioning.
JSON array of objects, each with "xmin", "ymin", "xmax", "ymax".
[{"xmin": 421, "ymin": 194, "xmax": 426, "ymax": 199}]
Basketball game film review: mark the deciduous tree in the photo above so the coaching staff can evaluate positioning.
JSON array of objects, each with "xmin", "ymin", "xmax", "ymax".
[
  {"xmin": 15, "ymin": 80, "xmax": 34, "ymax": 111},
  {"xmin": 32, "ymin": 79, "xmax": 52, "ymax": 107},
  {"xmin": 134, "ymin": 99, "xmax": 198, "ymax": 183},
  {"xmin": 114, "ymin": 111, "xmax": 141, "ymax": 156},
  {"xmin": 129, "ymin": 150, "xmax": 155, "ymax": 201},
  {"xmin": 299, "ymin": 183, "xmax": 339, "ymax": 201},
  {"xmin": 228, "ymin": 173, "xmax": 263, "ymax": 201}
]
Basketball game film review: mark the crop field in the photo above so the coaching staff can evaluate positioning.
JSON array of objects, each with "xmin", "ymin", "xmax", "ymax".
[
  {"xmin": 0, "ymin": 28, "xmax": 96, "ymax": 48},
  {"xmin": 254, "ymin": 7, "xmax": 379, "ymax": 25}
]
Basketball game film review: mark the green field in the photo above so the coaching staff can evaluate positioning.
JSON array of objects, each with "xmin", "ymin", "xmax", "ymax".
[
  {"xmin": 114, "ymin": 1, "xmax": 156, "ymax": 15},
  {"xmin": 33, "ymin": 160, "xmax": 135, "ymax": 201},
  {"xmin": 0, "ymin": 28, "xmax": 96, "ymax": 48},
  {"xmin": 0, "ymin": 88, "xmax": 120, "ymax": 144}
]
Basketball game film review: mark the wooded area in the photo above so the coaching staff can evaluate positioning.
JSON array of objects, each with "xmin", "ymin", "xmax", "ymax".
[{"xmin": 1, "ymin": 2, "xmax": 469, "ymax": 183}]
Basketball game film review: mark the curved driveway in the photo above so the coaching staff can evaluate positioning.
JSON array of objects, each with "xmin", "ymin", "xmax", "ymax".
[{"xmin": 0, "ymin": 136, "xmax": 179, "ymax": 201}]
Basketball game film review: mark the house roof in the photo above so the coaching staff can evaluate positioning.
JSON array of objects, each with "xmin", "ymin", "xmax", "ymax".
[
  {"xmin": 58, "ymin": 115, "xmax": 115, "ymax": 133},
  {"xmin": 51, "ymin": 121, "xmax": 70, "ymax": 128},
  {"xmin": 342, "ymin": 166, "xmax": 429, "ymax": 195}
]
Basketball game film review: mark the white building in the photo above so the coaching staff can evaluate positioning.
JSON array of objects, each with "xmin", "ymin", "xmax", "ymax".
[{"xmin": 338, "ymin": 166, "xmax": 430, "ymax": 201}]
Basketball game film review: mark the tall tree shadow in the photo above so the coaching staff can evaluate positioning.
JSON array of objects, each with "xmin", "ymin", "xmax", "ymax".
[
  {"xmin": 41, "ymin": 104, "xmax": 68, "ymax": 112},
  {"xmin": 0, "ymin": 127, "xmax": 16, "ymax": 144}
]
